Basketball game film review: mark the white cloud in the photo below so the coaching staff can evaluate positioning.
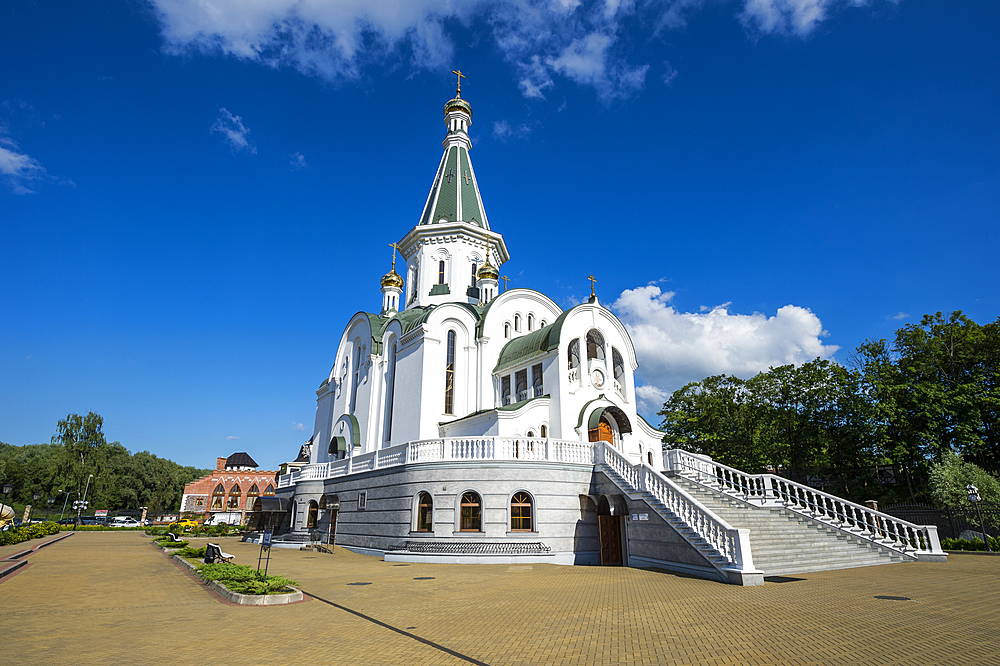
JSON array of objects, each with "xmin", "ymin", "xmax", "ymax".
[
  {"xmin": 612, "ymin": 284, "xmax": 839, "ymax": 413},
  {"xmin": 226, "ymin": 435, "xmax": 240, "ymax": 440},
  {"xmin": 149, "ymin": 1, "xmax": 872, "ymax": 102},
  {"xmin": 291, "ymin": 422, "xmax": 306, "ymax": 431},
  {"xmin": 492, "ymin": 119, "xmax": 532, "ymax": 142},
  {"xmin": 891, "ymin": 311, "xmax": 910, "ymax": 320},
  {"xmin": 290, "ymin": 151, "xmax": 308, "ymax": 169},
  {"xmin": 0, "ymin": 136, "xmax": 46, "ymax": 194},
  {"xmin": 662, "ymin": 60, "xmax": 679, "ymax": 85},
  {"xmin": 739, "ymin": 0, "xmax": 873, "ymax": 37},
  {"xmin": 210, "ymin": 107, "xmax": 256, "ymax": 153}
]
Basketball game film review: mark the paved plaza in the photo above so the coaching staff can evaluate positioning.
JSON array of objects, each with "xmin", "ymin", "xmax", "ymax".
[{"xmin": 1, "ymin": 532, "xmax": 998, "ymax": 665}]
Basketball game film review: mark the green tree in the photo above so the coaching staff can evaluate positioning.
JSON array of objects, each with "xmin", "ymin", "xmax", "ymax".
[
  {"xmin": 54, "ymin": 412, "xmax": 108, "ymax": 497},
  {"xmin": 928, "ymin": 451, "xmax": 1000, "ymax": 507}
]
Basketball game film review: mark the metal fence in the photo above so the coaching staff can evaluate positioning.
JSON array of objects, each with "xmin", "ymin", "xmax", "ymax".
[{"xmin": 882, "ymin": 502, "xmax": 999, "ymax": 540}]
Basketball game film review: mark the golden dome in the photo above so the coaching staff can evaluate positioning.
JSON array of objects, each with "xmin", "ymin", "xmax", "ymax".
[
  {"xmin": 477, "ymin": 259, "xmax": 499, "ymax": 282},
  {"xmin": 444, "ymin": 97, "xmax": 473, "ymax": 118},
  {"xmin": 381, "ymin": 268, "xmax": 404, "ymax": 289}
]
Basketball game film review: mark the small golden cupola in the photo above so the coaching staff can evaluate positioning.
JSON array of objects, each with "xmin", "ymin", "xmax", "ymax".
[
  {"xmin": 381, "ymin": 244, "xmax": 404, "ymax": 314},
  {"xmin": 476, "ymin": 244, "xmax": 500, "ymax": 304}
]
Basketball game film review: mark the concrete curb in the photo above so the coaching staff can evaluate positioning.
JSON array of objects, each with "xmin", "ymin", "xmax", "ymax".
[{"xmin": 170, "ymin": 554, "xmax": 303, "ymax": 606}]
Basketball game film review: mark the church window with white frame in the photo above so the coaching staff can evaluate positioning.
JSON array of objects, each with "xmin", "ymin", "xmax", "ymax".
[
  {"xmin": 460, "ymin": 492, "xmax": 482, "ymax": 531},
  {"xmin": 510, "ymin": 492, "xmax": 533, "ymax": 532},
  {"xmin": 568, "ymin": 339, "xmax": 581, "ymax": 369},
  {"xmin": 444, "ymin": 330, "xmax": 456, "ymax": 414}
]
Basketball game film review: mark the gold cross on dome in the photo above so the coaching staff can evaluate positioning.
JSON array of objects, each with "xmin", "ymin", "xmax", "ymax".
[
  {"xmin": 587, "ymin": 274, "xmax": 597, "ymax": 298},
  {"xmin": 389, "ymin": 243, "xmax": 400, "ymax": 270},
  {"xmin": 452, "ymin": 69, "xmax": 466, "ymax": 96},
  {"xmin": 501, "ymin": 275, "xmax": 511, "ymax": 291}
]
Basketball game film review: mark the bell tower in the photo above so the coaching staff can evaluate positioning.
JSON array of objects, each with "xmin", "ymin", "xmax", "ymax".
[{"xmin": 396, "ymin": 77, "xmax": 509, "ymax": 309}]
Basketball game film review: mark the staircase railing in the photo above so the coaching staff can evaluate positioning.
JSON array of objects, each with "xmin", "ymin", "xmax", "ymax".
[
  {"xmin": 663, "ymin": 449, "xmax": 944, "ymax": 557},
  {"xmin": 599, "ymin": 443, "xmax": 756, "ymax": 574}
]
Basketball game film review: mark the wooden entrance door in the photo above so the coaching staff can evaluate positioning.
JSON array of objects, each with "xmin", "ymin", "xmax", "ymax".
[
  {"xmin": 598, "ymin": 515, "xmax": 623, "ymax": 566},
  {"xmin": 588, "ymin": 416, "xmax": 614, "ymax": 444}
]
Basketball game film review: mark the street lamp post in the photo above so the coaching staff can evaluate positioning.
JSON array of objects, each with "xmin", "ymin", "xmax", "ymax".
[
  {"xmin": 965, "ymin": 483, "xmax": 992, "ymax": 553},
  {"xmin": 73, "ymin": 474, "xmax": 94, "ymax": 531},
  {"xmin": 59, "ymin": 490, "xmax": 74, "ymax": 522},
  {"xmin": 1, "ymin": 483, "xmax": 13, "ymax": 525},
  {"xmin": 46, "ymin": 497, "xmax": 55, "ymax": 521},
  {"xmin": 27, "ymin": 491, "xmax": 41, "ymax": 524}
]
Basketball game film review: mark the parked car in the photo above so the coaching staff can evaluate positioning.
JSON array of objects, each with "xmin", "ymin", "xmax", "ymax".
[
  {"xmin": 175, "ymin": 519, "xmax": 200, "ymax": 529},
  {"xmin": 110, "ymin": 517, "xmax": 141, "ymax": 528}
]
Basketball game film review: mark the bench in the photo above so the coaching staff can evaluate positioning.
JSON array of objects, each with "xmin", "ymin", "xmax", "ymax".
[
  {"xmin": 205, "ymin": 542, "xmax": 235, "ymax": 564},
  {"xmin": 166, "ymin": 532, "xmax": 184, "ymax": 543}
]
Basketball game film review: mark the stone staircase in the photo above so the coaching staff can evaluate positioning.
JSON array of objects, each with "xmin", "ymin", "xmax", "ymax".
[{"xmin": 669, "ymin": 474, "xmax": 913, "ymax": 576}]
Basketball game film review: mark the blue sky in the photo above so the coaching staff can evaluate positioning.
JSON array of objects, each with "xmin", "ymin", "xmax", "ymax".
[{"xmin": 1, "ymin": 0, "xmax": 997, "ymax": 470}]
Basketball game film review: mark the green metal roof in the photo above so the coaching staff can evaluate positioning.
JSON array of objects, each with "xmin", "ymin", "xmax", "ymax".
[
  {"xmin": 459, "ymin": 148, "xmax": 483, "ymax": 226},
  {"xmin": 491, "ymin": 303, "xmax": 579, "ymax": 372}
]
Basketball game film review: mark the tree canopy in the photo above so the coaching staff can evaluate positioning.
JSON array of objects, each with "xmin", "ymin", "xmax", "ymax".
[
  {"xmin": 658, "ymin": 311, "xmax": 1000, "ymax": 504},
  {"xmin": 0, "ymin": 412, "xmax": 211, "ymax": 513}
]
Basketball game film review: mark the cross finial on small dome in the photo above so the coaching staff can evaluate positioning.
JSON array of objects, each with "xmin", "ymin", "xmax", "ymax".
[{"xmin": 452, "ymin": 69, "xmax": 466, "ymax": 97}]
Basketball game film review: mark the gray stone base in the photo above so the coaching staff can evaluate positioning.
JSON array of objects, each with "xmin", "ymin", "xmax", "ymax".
[
  {"xmin": 385, "ymin": 551, "xmax": 576, "ymax": 565},
  {"xmin": 915, "ymin": 553, "xmax": 949, "ymax": 563}
]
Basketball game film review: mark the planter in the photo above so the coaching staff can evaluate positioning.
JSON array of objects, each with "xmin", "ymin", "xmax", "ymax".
[{"xmin": 171, "ymin": 554, "xmax": 303, "ymax": 605}]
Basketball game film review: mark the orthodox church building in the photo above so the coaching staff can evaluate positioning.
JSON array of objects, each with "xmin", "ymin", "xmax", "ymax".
[{"xmin": 270, "ymin": 84, "xmax": 945, "ymax": 584}]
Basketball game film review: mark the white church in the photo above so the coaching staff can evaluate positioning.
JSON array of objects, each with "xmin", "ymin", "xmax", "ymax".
[{"xmin": 269, "ymin": 84, "xmax": 946, "ymax": 585}]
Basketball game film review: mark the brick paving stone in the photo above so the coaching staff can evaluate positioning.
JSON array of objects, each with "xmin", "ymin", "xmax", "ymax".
[{"xmin": 1, "ymin": 532, "xmax": 998, "ymax": 665}]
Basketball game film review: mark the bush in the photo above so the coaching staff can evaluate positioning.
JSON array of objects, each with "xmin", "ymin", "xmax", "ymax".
[
  {"xmin": 942, "ymin": 536, "xmax": 1000, "ymax": 551},
  {"xmin": 155, "ymin": 539, "xmax": 189, "ymax": 549},
  {"xmin": 197, "ymin": 562, "xmax": 298, "ymax": 595},
  {"xmin": 176, "ymin": 545, "xmax": 207, "ymax": 559},
  {"xmin": 929, "ymin": 452, "xmax": 1000, "ymax": 508},
  {"xmin": 0, "ymin": 521, "xmax": 60, "ymax": 546}
]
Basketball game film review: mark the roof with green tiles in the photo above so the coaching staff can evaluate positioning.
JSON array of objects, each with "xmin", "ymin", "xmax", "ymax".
[
  {"xmin": 491, "ymin": 303, "xmax": 582, "ymax": 372},
  {"xmin": 419, "ymin": 145, "xmax": 487, "ymax": 228},
  {"xmin": 367, "ymin": 302, "xmax": 485, "ymax": 355}
]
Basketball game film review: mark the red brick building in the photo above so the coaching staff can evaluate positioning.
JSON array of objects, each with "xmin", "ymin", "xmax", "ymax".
[{"xmin": 180, "ymin": 452, "xmax": 279, "ymax": 523}]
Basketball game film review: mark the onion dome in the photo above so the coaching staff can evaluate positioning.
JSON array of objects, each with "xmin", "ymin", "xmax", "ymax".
[
  {"xmin": 444, "ymin": 96, "xmax": 472, "ymax": 119},
  {"xmin": 477, "ymin": 258, "xmax": 499, "ymax": 282},
  {"xmin": 381, "ymin": 267, "xmax": 404, "ymax": 289}
]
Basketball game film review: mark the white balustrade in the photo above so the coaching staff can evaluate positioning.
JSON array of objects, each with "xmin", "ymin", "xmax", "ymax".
[
  {"xmin": 568, "ymin": 368, "xmax": 579, "ymax": 382},
  {"xmin": 664, "ymin": 448, "xmax": 944, "ymax": 556},
  {"xmin": 377, "ymin": 443, "xmax": 408, "ymax": 468},
  {"xmin": 351, "ymin": 452, "xmax": 375, "ymax": 473},
  {"xmin": 277, "ymin": 473, "xmax": 293, "ymax": 488},
  {"xmin": 517, "ymin": 390, "xmax": 528, "ymax": 402},
  {"xmin": 600, "ymin": 443, "xmax": 750, "ymax": 570}
]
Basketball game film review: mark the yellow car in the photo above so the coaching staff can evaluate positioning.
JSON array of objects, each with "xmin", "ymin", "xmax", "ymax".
[{"xmin": 175, "ymin": 519, "xmax": 200, "ymax": 529}]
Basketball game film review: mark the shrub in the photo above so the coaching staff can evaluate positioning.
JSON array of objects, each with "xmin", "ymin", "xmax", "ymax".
[
  {"xmin": 156, "ymin": 539, "xmax": 189, "ymax": 549},
  {"xmin": 941, "ymin": 536, "xmax": 1000, "ymax": 551},
  {"xmin": 176, "ymin": 545, "xmax": 207, "ymax": 559},
  {"xmin": 929, "ymin": 452, "xmax": 1000, "ymax": 508},
  {"xmin": 197, "ymin": 562, "xmax": 298, "ymax": 595},
  {"xmin": 0, "ymin": 521, "xmax": 60, "ymax": 546}
]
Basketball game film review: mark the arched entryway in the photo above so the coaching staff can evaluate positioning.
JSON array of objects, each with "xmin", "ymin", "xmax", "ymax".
[
  {"xmin": 306, "ymin": 500, "xmax": 319, "ymax": 529},
  {"xmin": 587, "ymin": 405, "xmax": 632, "ymax": 446},
  {"xmin": 596, "ymin": 495, "xmax": 625, "ymax": 566}
]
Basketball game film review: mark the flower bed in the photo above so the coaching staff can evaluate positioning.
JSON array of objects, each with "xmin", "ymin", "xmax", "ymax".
[
  {"xmin": 0, "ymin": 521, "xmax": 60, "ymax": 546},
  {"xmin": 162, "ymin": 543, "xmax": 302, "ymax": 605}
]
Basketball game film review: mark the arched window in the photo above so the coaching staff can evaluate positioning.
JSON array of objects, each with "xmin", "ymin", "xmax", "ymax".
[
  {"xmin": 471, "ymin": 262, "xmax": 477, "ymax": 287},
  {"xmin": 307, "ymin": 500, "xmax": 319, "ymax": 528},
  {"xmin": 613, "ymin": 348, "xmax": 625, "ymax": 382},
  {"xmin": 514, "ymin": 314, "xmax": 521, "ymax": 332},
  {"xmin": 587, "ymin": 330, "xmax": 605, "ymax": 361},
  {"xmin": 227, "ymin": 483, "xmax": 241, "ymax": 509},
  {"xmin": 438, "ymin": 260, "xmax": 446, "ymax": 285},
  {"xmin": 568, "ymin": 339, "xmax": 581, "ymax": 369},
  {"xmin": 527, "ymin": 314, "xmax": 534, "ymax": 331},
  {"xmin": 501, "ymin": 375, "xmax": 511, "ymax": 405},
  {"xmin": 540, "ymin": 424, "xmax": 547, "ymax": 438},
  {"xmin": 460, "ymin": 492, "xmax": 481, "ymax": 531},
  {"xmin": 648, "ymin": 451, "xmax": 654, "ymax": 466},
  {"xmin": 264, "ymin": 484, "xmax": 275, "ymax": 496},
  {"xmin": 384, "ymin": 343, "xmax": 397, "ymax": 440},
  {"xmin": 246, "ymin": 484, "xmax": 259, "ymax": 510},
  {"xmin": 417, "ymin": 492, "xmax": 433, "ymax": 532},
  {"xmin": 532, "ymin": 363, "xmax": 543, "ymax": 396},
  {"xmin": 211, "ymin": 483, "xmax": 225, "ymax": 510},
  {"xmin": 444, "ymin": 330, "xmax": 456, "ymax": 414},
  {"xmin": 540, "ymin": 320, "xmax": 547, "ymax": 328},
  {"xmin": 504, "ymin": 323, "xmax": 510, "ymax": 338},
  {"xmin": 515, "ymin": 369, "xmax": 527, "ymax": 401},
  {"xmin": 350, "ymin": 344, "xmax": 362, "ymax": 413},
  {"xmin": 511, "ymin": 492, "xmax": 533, "ymax": 532}
]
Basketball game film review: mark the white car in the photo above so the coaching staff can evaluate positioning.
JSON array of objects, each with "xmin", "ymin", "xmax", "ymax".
[{"xmin": 111, "ymin": 517, "xmax": 141, "ymax": 528}]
